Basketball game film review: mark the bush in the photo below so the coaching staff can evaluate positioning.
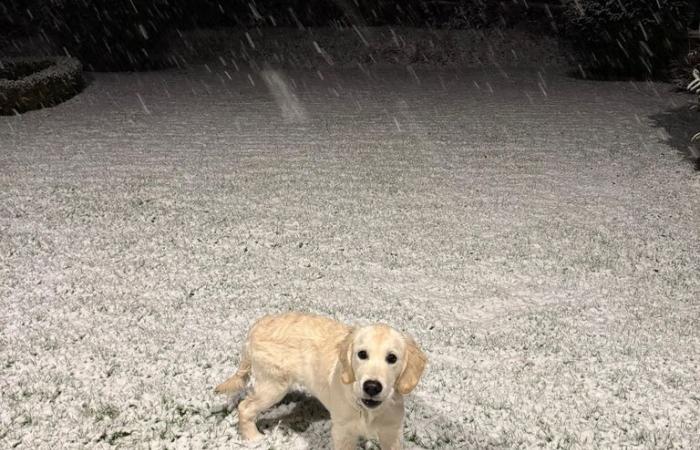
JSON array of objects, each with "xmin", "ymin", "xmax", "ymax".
[
  {"xmin": 686, "ymin": 67, "xmax": 700, "ymax": 167},
  {"xmin": 36, "ymin": 0, "xmax": 183, "ymax": 71},
  {"xmin": 560, "ymin": 0, "xmax": 690, "ymax": 79},
  {"xmin": 0, "ymin": 56, "xmax": 83, "ymax": 115},
  {"xmin": 670, "ymin": 48, "xmax": 700, "ymax": 90},
  {"xmin": 167, "ymin": 27, "xmax": 569, "ymax": 69},
  {"xmin": 182, "ymin": 0, "xmax": 554, "ymax": 30}
]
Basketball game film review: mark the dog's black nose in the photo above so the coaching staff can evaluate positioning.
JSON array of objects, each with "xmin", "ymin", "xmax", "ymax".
[{"xmin": 363, "ymin": 380, "xmax": 383, "ymax": 396}]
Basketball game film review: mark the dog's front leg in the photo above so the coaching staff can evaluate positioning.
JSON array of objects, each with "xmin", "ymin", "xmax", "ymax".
[
  {"xmin": 377, "ymin": 425, "xmax": 403, "ymax": 450},
  {"xmin": 331, "ymin": 423, "xmax": 359, "ymax": 450}
]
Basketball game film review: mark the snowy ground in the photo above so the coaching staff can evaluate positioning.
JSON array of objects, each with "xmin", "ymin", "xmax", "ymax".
[{"xmin": 1, "ymin": 65, "xmax": 699, "ymax": 449}]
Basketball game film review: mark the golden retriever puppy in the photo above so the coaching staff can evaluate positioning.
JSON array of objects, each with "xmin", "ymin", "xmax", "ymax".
[{"xmin": 215, "ymin": 312, "xmax": 427, "ymax": 449}]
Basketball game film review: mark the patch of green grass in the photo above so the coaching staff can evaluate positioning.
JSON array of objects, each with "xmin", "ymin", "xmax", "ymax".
[{"xmin": 83, "ymin": 402, "xmax": 120, "ymax": 422}]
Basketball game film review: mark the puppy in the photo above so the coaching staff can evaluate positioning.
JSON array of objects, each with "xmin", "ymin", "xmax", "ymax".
[{"xmin": 215, "ymin": 312, "xmax": 427, "ymax": 449}]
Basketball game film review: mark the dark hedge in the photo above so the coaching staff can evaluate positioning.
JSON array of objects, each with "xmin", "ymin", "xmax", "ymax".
[
  {"xmin": 0, "ymin": 56, "xmax": 83, "ymax": 115},
  {"xmin": 560, "ymin": 0, "xmax": 691, "ymax": 80}
]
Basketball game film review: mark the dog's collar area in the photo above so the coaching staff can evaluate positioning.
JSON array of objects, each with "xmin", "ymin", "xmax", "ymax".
[{"xmin": 361, "ymin": 398, "xmax": 382, "ymax": 409}]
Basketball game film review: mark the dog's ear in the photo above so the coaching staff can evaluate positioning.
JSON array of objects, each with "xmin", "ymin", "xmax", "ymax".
[
  {"xmin": 397, "ymin": 336, "xmax": 427, "ymax": 395},
  {"xmin": 338, "ymin": 328, "xmax": 356, "ymax": 384}
]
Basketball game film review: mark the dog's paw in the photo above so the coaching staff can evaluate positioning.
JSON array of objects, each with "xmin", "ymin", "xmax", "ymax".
[{"xmin": 240, "ymin": 429, "xmax": 265, "ymax": 441}]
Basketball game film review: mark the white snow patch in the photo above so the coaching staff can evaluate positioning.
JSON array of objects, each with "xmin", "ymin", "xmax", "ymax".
[{"xmin": 261, "ymin": 68, "xmax": 308, "ymax": 123}]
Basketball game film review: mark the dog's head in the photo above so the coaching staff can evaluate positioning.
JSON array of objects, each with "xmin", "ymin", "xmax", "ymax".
[{"xmin": 339, "ymin": 324, "xmax": 427, "ymax": 410}]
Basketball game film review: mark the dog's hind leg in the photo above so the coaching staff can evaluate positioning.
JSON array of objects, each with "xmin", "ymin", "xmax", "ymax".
[
  {"xmin": 215, "ymin": 352, "xmax": 252, "ymax": 395},
  {"xmin": 237, "ymin": 379, "xmax": 289, "ymax": 440}
]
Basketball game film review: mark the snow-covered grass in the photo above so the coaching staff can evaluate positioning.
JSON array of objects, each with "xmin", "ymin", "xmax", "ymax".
[{"xmin": 0, "ymin": 65, "xmax": 698, "ymax": 449}]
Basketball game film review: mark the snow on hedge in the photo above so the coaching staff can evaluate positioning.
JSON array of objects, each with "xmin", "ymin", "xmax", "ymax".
[{"xmin": 0, "ymin": 56, "xmax": 83, "ymax": 115}]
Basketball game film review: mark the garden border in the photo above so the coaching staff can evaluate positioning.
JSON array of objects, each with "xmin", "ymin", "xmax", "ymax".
[{"xmin": 0, "ymin": 56, "xmax": 83, "ymax": 115}]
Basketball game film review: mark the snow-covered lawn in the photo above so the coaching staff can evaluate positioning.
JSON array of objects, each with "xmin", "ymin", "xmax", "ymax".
[{"xmin": 1, "ymin": 66, "xmax": 698, "ymax": 449}]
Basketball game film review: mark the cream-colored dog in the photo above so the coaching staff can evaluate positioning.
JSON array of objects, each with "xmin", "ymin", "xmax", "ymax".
[{"xmin": 215, "ymin": 312, "xmax": 427, "ymax": 449}]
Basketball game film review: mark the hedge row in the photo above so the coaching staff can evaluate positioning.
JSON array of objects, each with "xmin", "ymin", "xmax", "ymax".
[
  {"xmin": 0, "ymin": 56, "xmax": 83, "ymax": 115},
  {"xmin": 561, "ymin": 0, "xmax": 691, "ymax": 80},
  {"xmin": 166, "ymin": 27, "xmax": 570, "ymax": 69}
]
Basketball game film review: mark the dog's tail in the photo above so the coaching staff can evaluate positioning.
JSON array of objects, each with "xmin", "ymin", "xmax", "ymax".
[{"xmin": 214, "ymin": 351, "xmax": 252, "ymax": 395}]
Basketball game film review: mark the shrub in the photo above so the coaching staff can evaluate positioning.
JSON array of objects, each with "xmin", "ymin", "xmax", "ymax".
[
  {"xmin": 560, "ymin": 0, "xmax": 690, "ymax": 79},
  {"xmin": 407, "ymin": 0, "xmax": 505, "ymax": 29},
  {"xmin": 0, "ymin": 56, "xmax": 83, "ymax": 115},
  {"xmin": 670, "ymin": 48, "xmax": 700, "ymax": 90},
  {"xmin": 686, "ymin": 68, "xmax": 700, "ymax": 166}
]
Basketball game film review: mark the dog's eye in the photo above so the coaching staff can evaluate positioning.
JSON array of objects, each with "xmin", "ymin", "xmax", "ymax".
[
  {"xmin": 386, "ymin": 353, "xmax": 398, "ymax": 364},
  {"xmin": 357, "ymin": 350, "xmax": 368, "ymax": 360}
]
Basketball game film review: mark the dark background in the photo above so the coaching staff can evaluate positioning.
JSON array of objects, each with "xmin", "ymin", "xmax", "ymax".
[
  {"xmin": 0, "ymin": 1, "xmax": 565, "ymax": 35},
  {"xmin": 0, "ymin": 1, "xmax": 698, "ymax": 78}
]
